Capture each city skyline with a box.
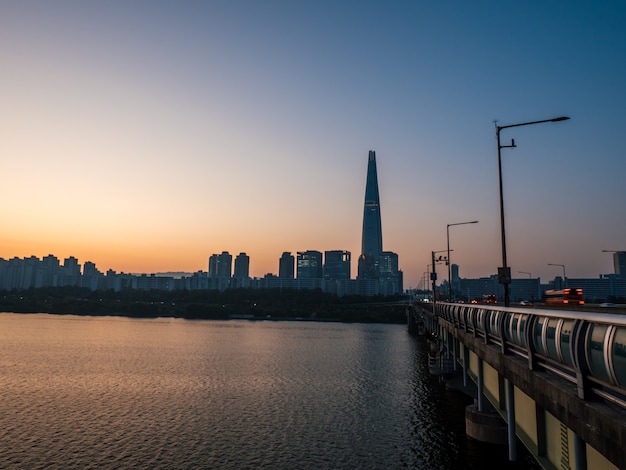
[1,249,623,284]
[2,2,625,287]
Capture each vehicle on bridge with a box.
[544,287,584,306]
[482,294,497,304]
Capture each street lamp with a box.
[496,116,570,307]
[425,264,432,300]
[447,220,479,302]
[548,263,566,288]
[431,249,452,309]
[422,271,430,294]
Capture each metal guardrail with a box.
[430,302,626,409]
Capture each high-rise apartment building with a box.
[41,254,60,287]
[208,254,219,278]
[233,252,250,288]
[234,253,250,279]
[208,251,233,291]
[208,251,232,279]
[279,252,295,279]
[83,261,103,290]
[324,250,351,281]
[62,256,81,287]
[297,250,323,279]
[218,252,232,278]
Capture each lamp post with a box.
[424,264,430,302]
[519,271,532,303]
[496,116,570,307]
[447,220,479,302]
[548,263,566,288]
[431,249,451,310]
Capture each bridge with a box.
[409,302,626,470]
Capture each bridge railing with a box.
[433,302,626,410]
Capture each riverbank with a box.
[0,286,409,324]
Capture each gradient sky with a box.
[1,1,625,288]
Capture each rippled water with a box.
[0,313,539,469]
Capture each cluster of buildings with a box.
[429,251,626,303]
[0,151,403,297]
[204,247,401,296]
[0,249,399,296]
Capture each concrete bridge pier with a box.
[464,356,510,448]
[433,330,512,450]
[407,307,426,336]
[407,307,418,335]
[465,402,508,445]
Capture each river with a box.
[0,313,540,469]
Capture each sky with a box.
[1,1,625,288]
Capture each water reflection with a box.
[0,314,539,469]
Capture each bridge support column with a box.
[462,345,469,387]
[573,433,587,470]
[477,358,484,412]
[407,308,417,334]
[506,380,517,461]
[452,336,457,371]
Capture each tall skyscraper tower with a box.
[361,150,383,257]
[358,151,383,280]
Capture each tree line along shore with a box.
[0,287,409,324]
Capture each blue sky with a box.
[1,1,625,287]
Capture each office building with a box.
[297,250,323,279]
[324,250,351,281]
[379,251,402,295]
